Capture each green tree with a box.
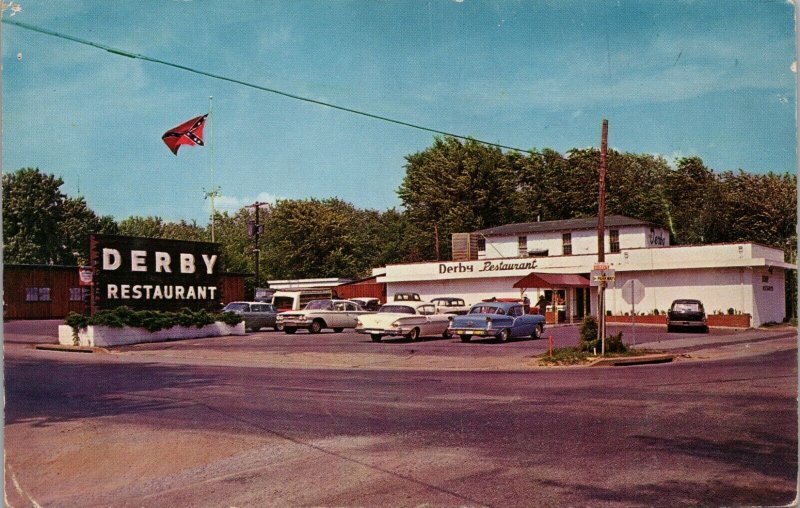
[118,216,166,238]
[398,137,516,260]
[3,168,117,264]
[260,198,382,280]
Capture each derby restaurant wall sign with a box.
[89,234,222,312]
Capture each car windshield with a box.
[673,302,702,312]
[223,303,248,312]
[305,300,334,310]
[469,305,505,315]
[378,305,416,314]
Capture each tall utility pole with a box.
[247,202,267,290]
[598,119,609,355]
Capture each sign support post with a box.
[597,119,609,355]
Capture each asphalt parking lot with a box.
[4,320,797,506]
[6,318,795,370]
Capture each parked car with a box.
[222,301,279,332]
[430,297,470,315]
[393,292,421,302]
[449,301,545,342]
[271,289,334,312]
[667,299,708,333]
[277,299,368,334]
[350,297,381,311]
[356,301,451,342]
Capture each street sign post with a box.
[621,279,645,346]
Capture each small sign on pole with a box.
[590,269,616,286]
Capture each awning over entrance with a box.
[513,272,590,289]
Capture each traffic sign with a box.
[590,269,615,286]
[593,262,610,271]
[621,279,645,305]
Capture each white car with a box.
[356,301,452,342]
[430,297,470,315]
[277,299,368,334]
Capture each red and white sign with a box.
[78,266,93,286]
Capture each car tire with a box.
[701,325,709,333]
[309,320,323,334]
[407,327,420,341]
[442,329,452,339]
[285,327,297,334]
[667,324,675,333]
[275,323,284,331]
[498,328,510,342]
[370,333,382,342]
[532,324,543,340]
[460,334,472,343]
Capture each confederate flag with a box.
[162,114,208,155]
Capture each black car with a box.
[667,299,708,333]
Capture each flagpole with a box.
[207,95,218,242]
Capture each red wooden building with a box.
[334,274,387,303]
[4,264,249,320]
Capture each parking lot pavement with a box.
[6,319,796,371]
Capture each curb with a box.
[35,344,96,354]
[589,353,675,367]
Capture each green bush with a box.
[579,315,599,353]
[579,315,598,342]
[65,306,243,334]
[578,316,627,354]
[605,332,627,353]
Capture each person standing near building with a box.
[537,295,549,316]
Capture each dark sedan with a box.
[667,299,709,333]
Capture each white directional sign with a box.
[621,279,645,305]
[590,269,615,286]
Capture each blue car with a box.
[449,301,545,343]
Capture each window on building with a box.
[25,287,51,302]
[69,287,88,302]
[518,236,527,257]
[477,238,486,251]
[562,233,572,255]
[610,229,620,253]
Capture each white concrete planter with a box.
[58,321,245,347]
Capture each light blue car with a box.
[449,301,545,343]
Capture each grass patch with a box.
[537,347,665,366]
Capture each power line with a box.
[3,18,537,155]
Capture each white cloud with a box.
[213,192,282,213]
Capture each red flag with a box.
[162,114,208,155]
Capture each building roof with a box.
[473,215,656,237]
[513,272,591,289]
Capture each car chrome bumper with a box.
[356,327,404,336]
[278,318,311,327]
[449,328,492,336]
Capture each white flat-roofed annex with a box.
[377,243,793,283]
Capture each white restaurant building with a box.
[375,215,793,327]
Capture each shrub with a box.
[579,315,599,353]
[605,332,627,353]
[653,309,660,315]
[65,306,243,334]
[727,308,735,315]
[579,315,598,342]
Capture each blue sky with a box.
[3,1,796,224]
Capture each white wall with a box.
[751,267,786,325]
[389,277,525,307]
[479,225,671,259]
